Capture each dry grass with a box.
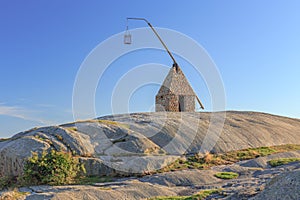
[0,189,30,199]
[66,127,78,132]
[97,120,130,129]
[55,134,63,141]
[203,152,213,163]
[157,144,300,173]
[0,138,10,142]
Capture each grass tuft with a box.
[67,127,78,132]
[214,172,239,179]
[98,120,130,129]
[158,144,300,174]
[268,158,300,167]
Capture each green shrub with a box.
[23,150,85,185]
[0,175,17,190]
[214,172,239,179]
[268,158,300,167]
[254,146,276,156]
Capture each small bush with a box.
[254,147,276,156]
[23,150,85,185]
[0,176,18,190]
[268,158,300,167]
[214,172,239,179]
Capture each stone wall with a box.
[156,94,195,112]
[179,95,195,112]
[155,66,197,112]
[156,94,179,112]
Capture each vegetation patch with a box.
[272,144,300,152]
[23,150,86,185]
[220,146,276,162]
[214,172,239,179]
[0,138,10,142]
[156,157,204,173]
[62,119,130,130]
[55,134,63,141]
[0,175,18,190]
[149,189,220,200]
[34,135,53,145]
[1,152,115,189]
[76,176,112,185]
[158,144,300,173]
[98,120,130,129]
[268,158,300,167]
[66,127,78,132]
[0,189,30,199]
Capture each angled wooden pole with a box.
[127,17,178,67]
[196,96,205,110]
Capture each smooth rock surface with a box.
[1,155,299,200]
[252,168,300,200]
[1,111,300,177]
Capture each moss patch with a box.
[221,146,276,162]
[214,172,239,179]
[157,144,300,173]
[268,158,300,167]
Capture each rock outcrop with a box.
[252,168,300,200]
[1,111,300,177]
[1,153,299,200]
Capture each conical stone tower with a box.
[155,65,203,112]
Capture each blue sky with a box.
[1,1,300,137]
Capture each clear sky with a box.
[1,1,300,137]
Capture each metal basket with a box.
[124,31,131,44]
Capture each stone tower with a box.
[155,65,204,112]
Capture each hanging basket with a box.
[124,30,132,44]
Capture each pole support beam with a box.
[127,18,178,66]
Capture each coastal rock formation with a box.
[1,153,299,199]
[1,111,300,177]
